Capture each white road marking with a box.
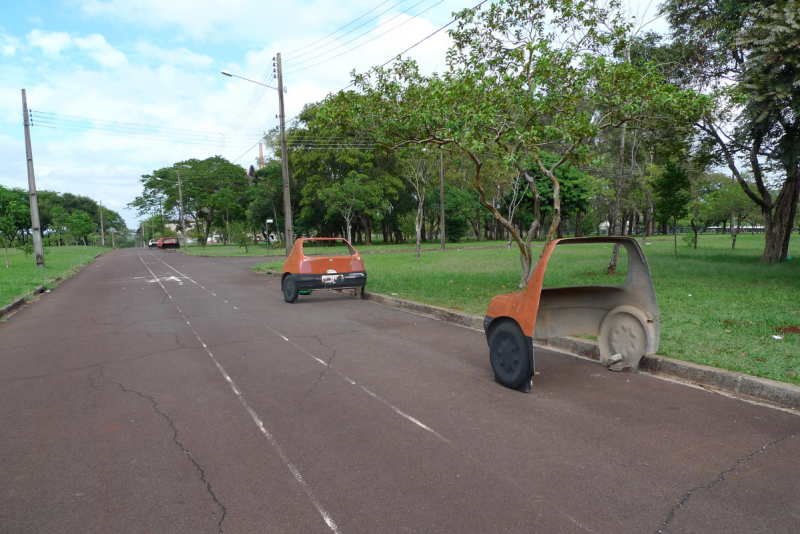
[275,330,450,444]
[148,255,449,441]
[137,254,341,534]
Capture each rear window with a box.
[301,239,356,257]
[541,242,628,288]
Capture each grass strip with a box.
[0,246,105,311]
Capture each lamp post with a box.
[222,57,294,257]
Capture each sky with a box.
[0,0,667,231]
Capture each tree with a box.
[67,210,95,246]
[653,163,691,257]
[400,148,439,260]
[288,104,402,243]
[324,0,705,287]
[0,186,30,267]
[131,157,248,247]
[247,162,284,243]
[317,171,379,244]
[661,0,800,262]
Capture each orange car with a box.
[484,237,660,392]
[157,237,180,250]
[281,238,367,303]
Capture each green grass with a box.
[0,246,106,310]
[184,237,508,257]
[254,233,800,385]
[182,242,283,256]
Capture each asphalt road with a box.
[1,248,799,534]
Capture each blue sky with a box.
[0,0,665,230]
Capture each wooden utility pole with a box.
[21,89,45,268]
[276,53,294,256]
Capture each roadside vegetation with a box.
[0,246,106,311]
[254,234,800,386]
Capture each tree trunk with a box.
[673,217,678,258]
[414,195,424,261]
[760,166,799,262]
[361,215,373,246]
[779,165,799,261]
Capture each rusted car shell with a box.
[484,237,660,390]
[281,238,367,303]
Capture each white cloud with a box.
[3,1,465,228]
[134,42,213,68]
[78,0,458,44]
[1,34,19,57]
[75,34,128,68]
[27,29,72,55]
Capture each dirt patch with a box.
[775,326,800,335]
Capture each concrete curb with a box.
[0,284,51,320]
[262,270,800,411]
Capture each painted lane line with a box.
[152,255,242,311]
[152,254,449,445]
[357,385,449,442]
[274,331,450,444]
[137,255,341,534]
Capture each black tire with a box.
[282,275,299,303]
[489,321,532,390]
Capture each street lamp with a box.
[221,55,294,257]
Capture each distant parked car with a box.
[148,239,157,249]
[157,237,180,250]
[281,238,367,303]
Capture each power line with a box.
[232,140,262,164]
[285,0,444,76]
[285,0,403,59]
[284,0,412,65]
[29,110,259,148]
[236,1,489,163]
[32,123,255,148]
[223,70,278,145]
[284,0,487,126]
[30,110,259,139]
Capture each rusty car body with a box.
[484,237,660,392]
[281,238,367,303]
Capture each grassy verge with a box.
[183,237,508,257]
[254,233,800,385]
[0,246,106,310]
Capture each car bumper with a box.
[292,271,367,291]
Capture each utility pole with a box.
[276,53,294,257]
[440,146,445,250]
[100,199,105,247]
[177,170,187,252]
[220,64,293,255]
[21,89,45,268]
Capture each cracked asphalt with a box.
[1,247,799,533]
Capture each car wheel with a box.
[489,321,532,390]
[598,305,651,370]
[282,275,299,303]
